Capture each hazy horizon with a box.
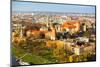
[12,1,95,14]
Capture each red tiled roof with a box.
[61,21,79,29]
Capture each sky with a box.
[12,1,96,13]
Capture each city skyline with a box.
[11,1,96,66]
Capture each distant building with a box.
[74,45,84,55]
[74,46,80,55]
[55,24,62,32]
[77,37,89,42]
[61,20,80,33]
[26,22,56,40]
[40,26,48,31]
[81,23,87,32]
[45,28,56,40]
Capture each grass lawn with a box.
[22,54,52,64]
[12,46,52,64]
